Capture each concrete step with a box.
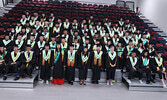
[122,74,167,92]
[0,71,38,89]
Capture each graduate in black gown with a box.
[40,43,53,84]
[78,45,91,85]
[152,51,167,88]
[0,44,8,77]
[4,44,21,80]
[105,45,118,85]
[2,33,13,52]
[52,42,65,85]
[20,44,36,78]
[64,44,77,85]
[91,44,104,84]
[126,50,143,84]
[139,50,155,84]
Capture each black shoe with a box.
[92,81,95,84]
[14,76,20,81]
[146,80,150,84]
[96,81,99,84]
[151,79,155,83]
[3,76,7,80]
[68,81,71,84]
[71,82,73,85]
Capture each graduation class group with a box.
[0,9,167,88]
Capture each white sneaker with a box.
[127,79,132,84]
[139,80,143,84]
[110,83,113,85]
[40,80,45,84]
[107,82,110,85]
[46,80,49,84]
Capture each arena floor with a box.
[0,82,167,100]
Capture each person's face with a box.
[22,29,26,33]
[64,30,68,34]
[0,47,4,51]
[139,43,142,47]
[27,47,31,51]
[51,13,54,17]
[61,39,65,43]
[17,23,21,26]
[30,36,34,40]
[70,46,74,51]
[65,19,69,22]
[129,42,132,46]
[85,40,89,44]
[56,24,59,27]
[84,33,87,36]
[149,45,152,48]
[36,21,39,25]
[118,43,121,47]
[45,46,49,51]
[84,48,88,52]
[110,46,114,51]
[97,46,100,51]
[14,47,18,51]
[57,44,61,49]
[125,33,129,36]
[143,35,146,39]
[33,29,36,33]
[5,36,9,40]
[132,53,136,57]
[114,34,118,38]
[40,36,44,41]
[31,17,34,20]
[106,33,109,37]
[22,15,26,19]
[51,37,55,41]
[157,53,161,57]
[144,52,148,57]
[18,35,22,40]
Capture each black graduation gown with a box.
[20,51,36,76]
[91,51,104,81]
[64,51,78,82]
[52,50,64,79]
[139,57,151,81]
[2,39,13,52]
[5,51,21,75]
[152,57,165,79]
[0,51,9,73]
[105,52,118,80]
[78,52,91,80]
[40,50,53,80]
[126,57,142,80]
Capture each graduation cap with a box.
[26,44,31,47]
[31,34,35,37]
[69,43,74,47]
[56,41,61,44]
[97,44,101,47]
[5,33,10,36]
[31,26,36,30]
[85,37,90,40]
[74,36,78,40]
[26,20,29,23]
[51,34,56,38]
[143,49,148,53]
[61,36,66,39]
[83,45,88,49]
[156,50,163,54]
[138,40,142,43]
[18,33,23,36]
[44,27,48,30]
[40,34,44,37]
[109,44,114,48]
[129,39,132,42]
[13,44,18,47]
[45,43,50,47]
[22,26,26,29]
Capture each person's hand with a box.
[126,56,129,58]
[26,60,30,63]
[146,66,149,68]
[132,66,136,71]
[157,67,160,71]
[64,65,66,68]
[163,68,166,72]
